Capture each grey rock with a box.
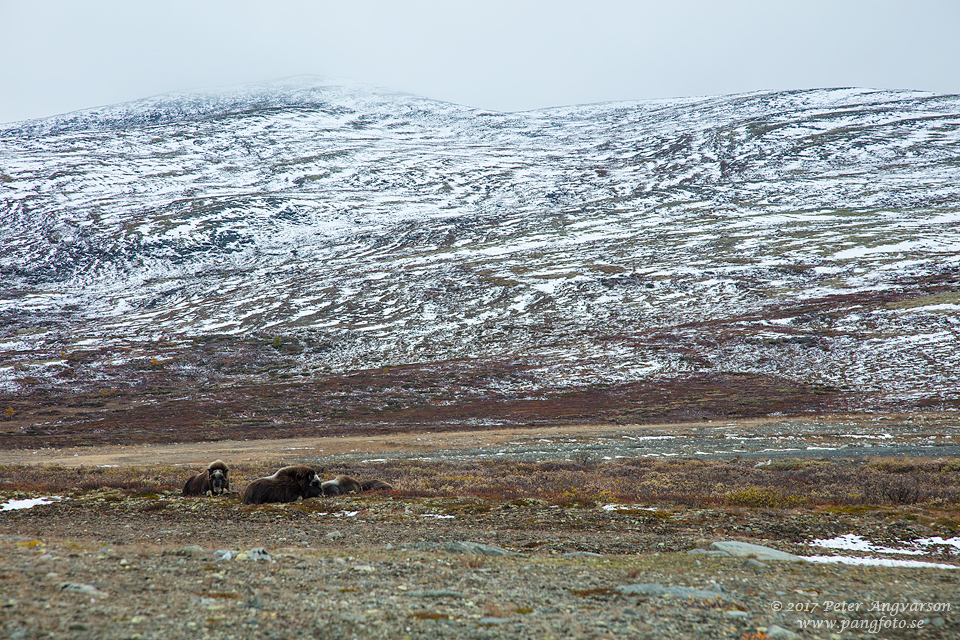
[766,624,801,639]
[59,583,108,598]
[406,589,465,599]
[478,617,511,625]
[0,534,33,543]
[723,610,749,618]
[742,558,769,571]
[687,549,730,556]
[338,612,366,623]
[710,541,802,561]
[240,547,272,562]
[563,551,604,557]
[413,541,513,556]
[350,564,375,573]
[176,545,204,557]
[614,583,736,601]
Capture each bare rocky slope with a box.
[2,78,959,443]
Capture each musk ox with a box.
[321,474,394,496]
[242,465,322,505]
[182,460,230,496]
[360,479,394,492]
[321,474,362,496]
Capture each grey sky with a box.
[2,0,959,124]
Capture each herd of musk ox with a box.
[181,460,393,504]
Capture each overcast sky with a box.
[2,0,959,124]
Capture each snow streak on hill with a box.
[2,77,959,412]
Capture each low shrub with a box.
[724,488,806,509]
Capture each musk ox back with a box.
[182,460,230,496]
[242,465,322,505]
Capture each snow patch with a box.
[1,496,65,511]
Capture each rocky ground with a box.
[2,416,960,639]
[0,532,956,640]
[1,492,958,640]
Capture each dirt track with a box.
[0,422,677,467]
[3,412,959,469]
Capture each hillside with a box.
[1,77,959,446]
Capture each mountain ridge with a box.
[1,78,959,444]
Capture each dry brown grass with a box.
[2,456,959,509]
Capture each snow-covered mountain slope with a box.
[2,77,959,423]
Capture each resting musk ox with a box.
[182,460,230,496]
[360,478,394,492]
[321,474,393,496]
[242,465,322,505]
[321,474,361,496]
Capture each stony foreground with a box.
[2,487,959,640]
[2,534,958,640]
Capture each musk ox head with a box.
[242,465,322,505]
[207,461,229,495]
[182,460,230,497]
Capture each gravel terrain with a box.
[2,500,958,640]
[3,414,960,639]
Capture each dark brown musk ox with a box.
[182,460,230,496]
[321,474,394,496]
[242,465,323,505]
